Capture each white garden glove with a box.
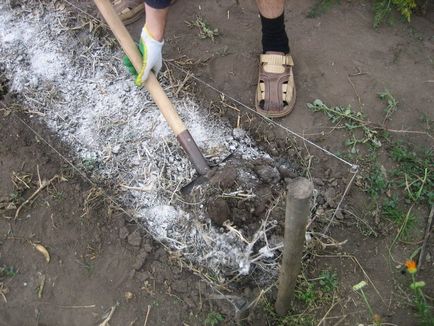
[135,26,164,86]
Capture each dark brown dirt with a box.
[1,0,433,325]
[0,114,232,325]
[189,156,289,230]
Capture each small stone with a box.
[127,230,142,247]
[112,145,121,154]
[233,128,247,140]
[335,209,344,220]
[143,242,153,253]
[254,165,280,184]
[207,198,231,226]
[316,194,326,205]
[124,291,134,301]
[29,76,39,88]
[270,147,279,156]
[324,188,337,208]
[313,178,325,187]
[132,250,148,270]
[278,165,293,179]
[119,226,129,240]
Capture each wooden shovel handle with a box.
[93,0,185,135]
[93,0,210,175]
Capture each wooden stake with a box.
[275,177,313,316]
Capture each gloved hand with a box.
[123,26,164,86]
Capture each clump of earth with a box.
[185,154,300,236]
[0,64,10,100]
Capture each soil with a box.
[193,156,289,228]
[0,114,234,325]
[1,0,433,325]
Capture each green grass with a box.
[420,113,433,132]
[185,17,219,41]
[81,158,98,172]
[0,265,17,279]
[308,92,432,326]
[204,311,224,326]
[295,281,316,305]
[373,0,417,28]
[382,197,416,238]
[366,161,389,200]
[9,190,24,205]
[261,271,339,325]
[389,142,433,205]
[378,89,398,122]
[307,99,382,153]
[262,297,315,326]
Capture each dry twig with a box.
[144,305,151,326]
[99,303,118,326]
[0,283,8,303]
[15,169,59,219]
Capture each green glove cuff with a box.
[122,41,145,82]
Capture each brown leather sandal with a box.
[112,0,145,25]
[255,52,296,118]
[106,0,177,25]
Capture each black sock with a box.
[260,12,290,54]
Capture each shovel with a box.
[93,0,209,176]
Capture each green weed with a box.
[0,265,17,279]
[9,190,24,205]
[307,0,340,18]
[81,158,98,172]
[373,0,417,28]
[261,297,315,326]
[185,17,219,41]
[378,89,398,123]
[295,281,316,305]
[389,142,433,205]
[204,311,224,326]
[307,99,381,153]
[366,162,389,200]
[419,113,433,132]
[382,197,415,238]
[318,270,338,293]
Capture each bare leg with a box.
[256,0,285,19]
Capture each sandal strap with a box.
[260,53,294,66]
